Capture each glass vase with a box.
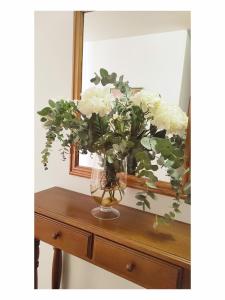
[90,154,127,220]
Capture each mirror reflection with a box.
[79,11,191,182]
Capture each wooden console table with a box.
[34,187,190,289]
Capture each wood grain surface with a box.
[35,187,190,268]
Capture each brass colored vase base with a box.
[91,206,120,220]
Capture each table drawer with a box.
[93,237,183,289]
[35,214,93,259]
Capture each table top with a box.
[35,187,190,268]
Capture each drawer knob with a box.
[126,263,135,272]
[52,232,61,239]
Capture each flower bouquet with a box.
[38,68,190,225]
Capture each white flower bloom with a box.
[152,102,188,135]
[130,90,161,114]
[113,113,119,120]
[78,87,114,118]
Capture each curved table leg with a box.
[52,247,62,289]
[34,239,40,289]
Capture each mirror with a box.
[70,11,191,197]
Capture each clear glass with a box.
[90,154,127,220]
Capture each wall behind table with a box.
[35,11,190,289]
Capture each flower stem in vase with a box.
[90,156,127,220]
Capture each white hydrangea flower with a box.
[112,112,119,120]
[78,87,114,118]
[130,90,161,114]
[152,102,188,135]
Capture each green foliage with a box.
[90,73,100,85]
[37,99,84,166]
[38,107,52,116]
[91,68,130,96]
[135,192,151,211]
[141,137,152,150]
[100,68,108,77]
[48,99,55,108]
[38,67,190,228]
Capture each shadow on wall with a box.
[61,253,70,288]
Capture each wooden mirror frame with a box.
[69,11,190,198]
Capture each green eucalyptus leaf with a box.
[139,169,155,179]
[173,148,184,157]
[167,168,174,176]
[95,76,101,85]
[119,75,124,82]
[146,181,157,189]
[150,165,158,171]
[141,137,151,150]
[172,202,180,209]
[148,171,158,182]
[169,211,175,218]
[135,151,149,162]
[147,191,156,199]
[164,160,174,168]
[90,73,100,85]
[100,68,108,77]
[171,159,184,169]
[135,194,146,201]
[154,138,174,157]
[143,160,151,170]
[164,213,172,223]
[157,156,164,165]
[154,129,166,138]
[143,197,150,209]
[109,72,117,83]
[150,124,157,135]
[149,138,157,152]
[101,77,108,86]
[171,166,185,180]
[48,99,55,108]
[157,216,166,224]
[135,192,145,196]
[38,107,52,116]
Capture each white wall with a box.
[83,11,191,41]
[82,30,188,105]
[179,31,191,113]
[35,11,190,289]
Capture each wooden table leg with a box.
[52,247,62,289]
[34,239,40,289]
